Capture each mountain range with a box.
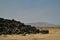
[25,22,60,27]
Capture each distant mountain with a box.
[26,22,60,27]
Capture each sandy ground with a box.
[0,27,60,40]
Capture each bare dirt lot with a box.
[0,27,60,40]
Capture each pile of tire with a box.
[0,18,41,35]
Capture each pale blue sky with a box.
[0,0,60,25]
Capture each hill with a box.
[26,22,60,27]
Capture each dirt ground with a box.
[0,27,60,40]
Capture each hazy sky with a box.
[0,0,60,25]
